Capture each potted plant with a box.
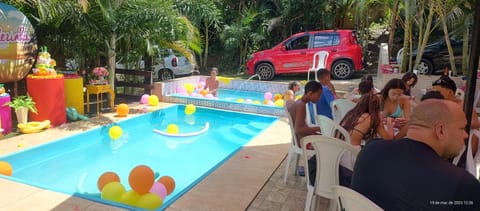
[6,95,38,124]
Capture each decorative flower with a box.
[93,67,109,77]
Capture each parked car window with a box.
[313,34,340,48]
[286,35,309,50]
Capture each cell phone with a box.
[298,166,305,176]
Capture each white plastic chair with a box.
[330,99,356,124]
[307,51,329,81]
[283,107,303,183]
[455,89,465,100]
[301,135,360,211]
[332,185,384,211]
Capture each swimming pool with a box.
[0,105,277,210]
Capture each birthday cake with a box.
[29,46,62,79]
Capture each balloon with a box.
[140,94,150,104]
[184,83,195,94]
[128,165,155,195]
[185,104,196,115]
[97,171,120,191]
[116,103,129,117]
[274,93,283,101]
[199,89,208,96]
[264,92,273,100]
[149,182,167,200]
[166,124,179,134]
[157,176,175,195]
[274,99,285,107]
[109,126,123,140]
[121,190,141,206]
[101,182,126,202]
[148,95,159,106]
[236,98,245,103]
[205,94,214,99]
[0,161,13,176]
[136,193,163,210]
[253,100,261,105]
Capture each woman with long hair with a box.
[379,78,411,138]
[339,93,394,146]
[401,72,418,96]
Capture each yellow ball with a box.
[0,161,13,176]
[236,98,245,103]
[185,104,196,115]
[148,95,159,106]
[166,124,179,134]
[101,182,126,202]
[136,193,163,210]
[274,99,285,107]
[121,190,141,207]
[184,83,195,94]
[109,126,123,140]
[253,100,261,105]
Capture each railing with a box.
[114,69,153,99]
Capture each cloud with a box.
[7,10,24,20]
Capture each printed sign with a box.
[0,3,37,82]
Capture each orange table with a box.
[86,84,115,113]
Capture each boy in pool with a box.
[204,67,220,97]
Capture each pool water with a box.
[0,105,277,210]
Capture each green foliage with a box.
[6,95,38,114]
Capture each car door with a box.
[273,34,310,73]
[305,32,337,70]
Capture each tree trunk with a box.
[413,1,435,70]
[462,16,471,75]
[202,23,209,72]
[440,16,457,75]
[108,34,117,89]
[401,0,413,73]
[387,0,400,59]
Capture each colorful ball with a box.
[199,89,208,96]
[274,99,285,107]
[109,126,123,140]
[116,103,129,117]
[148,95,159,106]
[184,83,195,94]
[101,182,126,202]
[264,92,273,100]
[97,171,120,191]
[0,161,13,176]
[157,176,175,195]
[128,165,155,195]
[166,124,179,134]
[236,98,245,103]
[253,100,261,104]
[121,190,141,206]
[185,104,196,115]
[140,94,150,104]
[149,182,167,200]
[136,193,163,210]
[274,93,283,101]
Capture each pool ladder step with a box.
[247,122,269,131]
[231,124,257,137]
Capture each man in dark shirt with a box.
[351,99,480,211]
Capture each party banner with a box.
[0,3,37,82]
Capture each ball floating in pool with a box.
[264,92,273,100]
[109,126,123,140]
[116,103,129,117]
[128,165,155,195]
[150,181,167,200]
[158,175,176,195]
[98,171,121,191]
[0,161,13,176]
[185,104,196,115]
[140,94,150,104]
[120,190,141,206]
[136,193,163,210]
[166,124,179,134]
[236,98,245,103]
[148,95,159,106]
[274,99,285,107]
[253,100,261,105]
[101,181,126,202]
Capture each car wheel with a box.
[416,58,434,75]
[331,60,354,80]
[255,63,275,81]
[159,69,174,81]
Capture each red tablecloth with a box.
[26,77,66,126]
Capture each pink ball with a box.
[264,92,273,100]
[149,182,167,200]
[140,94,150,104]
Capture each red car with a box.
[246,29,364,80]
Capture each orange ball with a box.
[97,171,120,191]
[129,165,155,195]
[157,176,175,195]
[0,161,13,176]
[116,103,129,117]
